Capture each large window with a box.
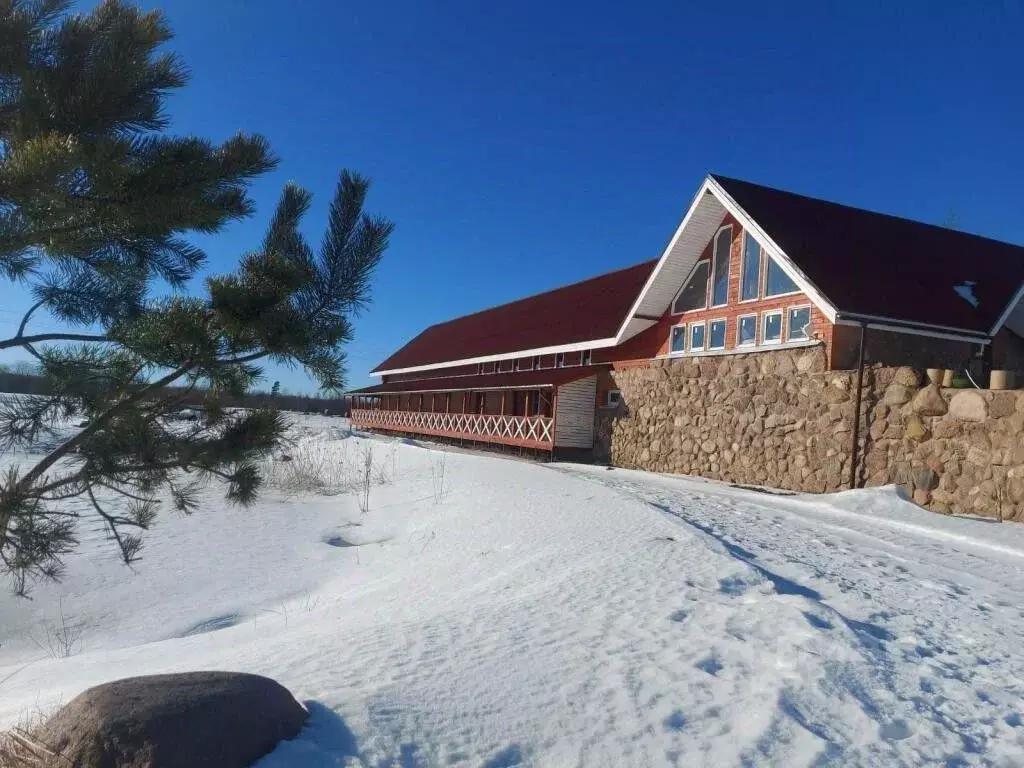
[765,255,798,296]
[711,227,731,306]
[741,233,762,301]
[737,314,757,346]
[762,311,783,344]
[670,325,686,353]
[671,260,710,314]
[690,322,706,351]
[788,306,812,341]
[708,319,726,349]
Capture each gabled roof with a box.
[371,260,656,375]
[710,175,1024,335]
[351,365,604,394]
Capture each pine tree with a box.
[271,381,281,398]
[0,0,392,594]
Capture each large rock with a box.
[910,385,948,417]
[39,672,307,768]
[948,391,988,422]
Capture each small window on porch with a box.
[606,389,621,407]
[556,353,565,368]
[481,361,496,374]
[532,355,541,369]
[671,260,710,314]
[582,349,592,366]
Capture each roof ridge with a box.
[710,174,1024,250]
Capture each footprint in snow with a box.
[663,710,687,731]
[880,719,912,741]
[696,657,723,676]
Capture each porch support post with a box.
[551,385,558,451]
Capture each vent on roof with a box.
[953,281,979,309]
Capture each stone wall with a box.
[597,346,1024,521]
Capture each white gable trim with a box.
[990,281,1024,337]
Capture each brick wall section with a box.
[597,347,1024,520]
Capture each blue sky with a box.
[2,1,1021,392]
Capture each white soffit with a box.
[616,180,726,340]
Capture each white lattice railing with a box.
[350,409,554,448]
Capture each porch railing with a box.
[350,409,554,450]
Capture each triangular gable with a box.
[613,175,838,345]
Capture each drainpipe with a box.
[848,323,867,490]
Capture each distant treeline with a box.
[0,370,350,415]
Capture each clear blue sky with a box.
[1,0,1021,392]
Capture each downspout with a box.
[848,323,867,490]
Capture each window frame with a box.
[710,225,732,308]
[761,310,783,345]
[786,304,813,342]
[669,324,687,355]
[532,355,541,370]
[555,352,565,368]
[763,254,802,299]
[581,349,592,366]
[481,361,496,374]
[736,313,758,347]
[606,389,621,408]
[739,232,763,303]
[670,259,712,315]
[689,321,707,352]
[707,317,727,350]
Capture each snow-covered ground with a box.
[1,416,1023,766]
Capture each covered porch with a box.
[349,368,601,452]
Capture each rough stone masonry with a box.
[596,346,1024,521]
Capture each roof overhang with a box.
[990,281,1024,338]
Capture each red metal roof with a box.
[713,175,1024,334]
[371,260,656,373]
[350,365,605,394]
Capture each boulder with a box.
[910,385,948,417]
[948,391,988,422]
[912,467,939,492]
[903,415,930,441]
[38,672,307,768]
[883,383,913,406]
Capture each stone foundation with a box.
[597,346,1024,521]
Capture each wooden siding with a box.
[554,376,598,449]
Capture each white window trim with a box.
[736,313,758,347]
[786,304,813,342]
[710,225,732,308]
[738,231,763,304]
[689,321,707,352]
[606,389,621,407]
[670,259,711,316]
[707,317,727,350]
[761,310,783,345]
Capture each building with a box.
[350,174,1024,456]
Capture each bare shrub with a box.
[30,599,83,659]
[358,445,373,514]
[430,449,450,504]
[263,439,352,495]
[0,705,59,767]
